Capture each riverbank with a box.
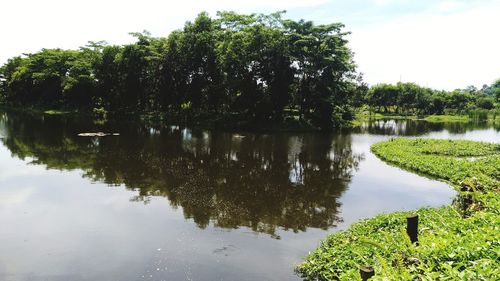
[355,110,498,124]
[0,105,78,116]
[297,138,499,280]
[1,105,497,133]
[0,106,320,132]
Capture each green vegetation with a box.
[0,11,363,130]
[423,115,470,122]
[355,110,416,120]
[42,109,74,115]
[0,12,498,130]
[364,82,499,118]
[0,104,77,116]
[355,112,497,126]
[355,102,499,124]
[298,138,499,280]
[423,113,498,123]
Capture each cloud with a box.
[1,0,499,90]
[433,1,465,13]
[0,0,329,64]
[371,0,400,6]
[349,3,500,90]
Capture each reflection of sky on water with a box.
[424,128,499,143]
[0,144,307,281]
[0,112,498,281]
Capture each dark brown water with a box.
[0,110,498,281]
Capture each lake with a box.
[0,110,498,281]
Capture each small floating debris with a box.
[233,134,246,139]
[77,132,120,137]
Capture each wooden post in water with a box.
[406,214,419,244]
[360,265,375,280]
[460,185,473,218]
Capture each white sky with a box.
[1,0,499,90]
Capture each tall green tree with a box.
[0,11,363,129]
[285,19,356,127]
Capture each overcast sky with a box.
[1,0,499,90]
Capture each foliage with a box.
[355,112,498,124]
[423,115,469,122]
[364,82,499,117]
[0,12,363,130]
[297,138,499,280]
[1,12,497,129]
[43,109,74,115]
[371,139,499,192]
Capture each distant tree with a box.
[492,78,500,102]
[476,95,494,110]
[366,84,398,112]
[445,91,472,113]
[362,82,499,115]
[465,85,477,94]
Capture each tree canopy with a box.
[364,82,498,115]
[1,11,497,129]
[0,11,362,129]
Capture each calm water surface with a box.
[0,111,498,281]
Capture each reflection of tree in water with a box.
[440,121,496,134]
[355,119,498,135]
[355,119,440,135]
[0,111,365,236]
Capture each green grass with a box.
[0,105,77,116]
[43,109,75,115]
[355,110,499,125]
[297,138,500,280]
[424,115,469,122]
[355,111,417,121]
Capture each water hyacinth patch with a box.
[297,138,499,280]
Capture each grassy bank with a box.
[355,110,499,124]
[354,111,417,123]
[0,105,77,116]
[423,115,469,122]
[297,138,499,280]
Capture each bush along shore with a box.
[297,138,500,280]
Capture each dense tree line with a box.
[364,81,499,115]
[0,12,363,129]
[1,11,497,129]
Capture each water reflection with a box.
[2,110,493,281]
[355,119,499,135]
[1,110,496,238]
[0,111,364,236]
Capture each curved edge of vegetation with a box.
[297,138,500,280]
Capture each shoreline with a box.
[1,105,496,133]
[297,138,499,280]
